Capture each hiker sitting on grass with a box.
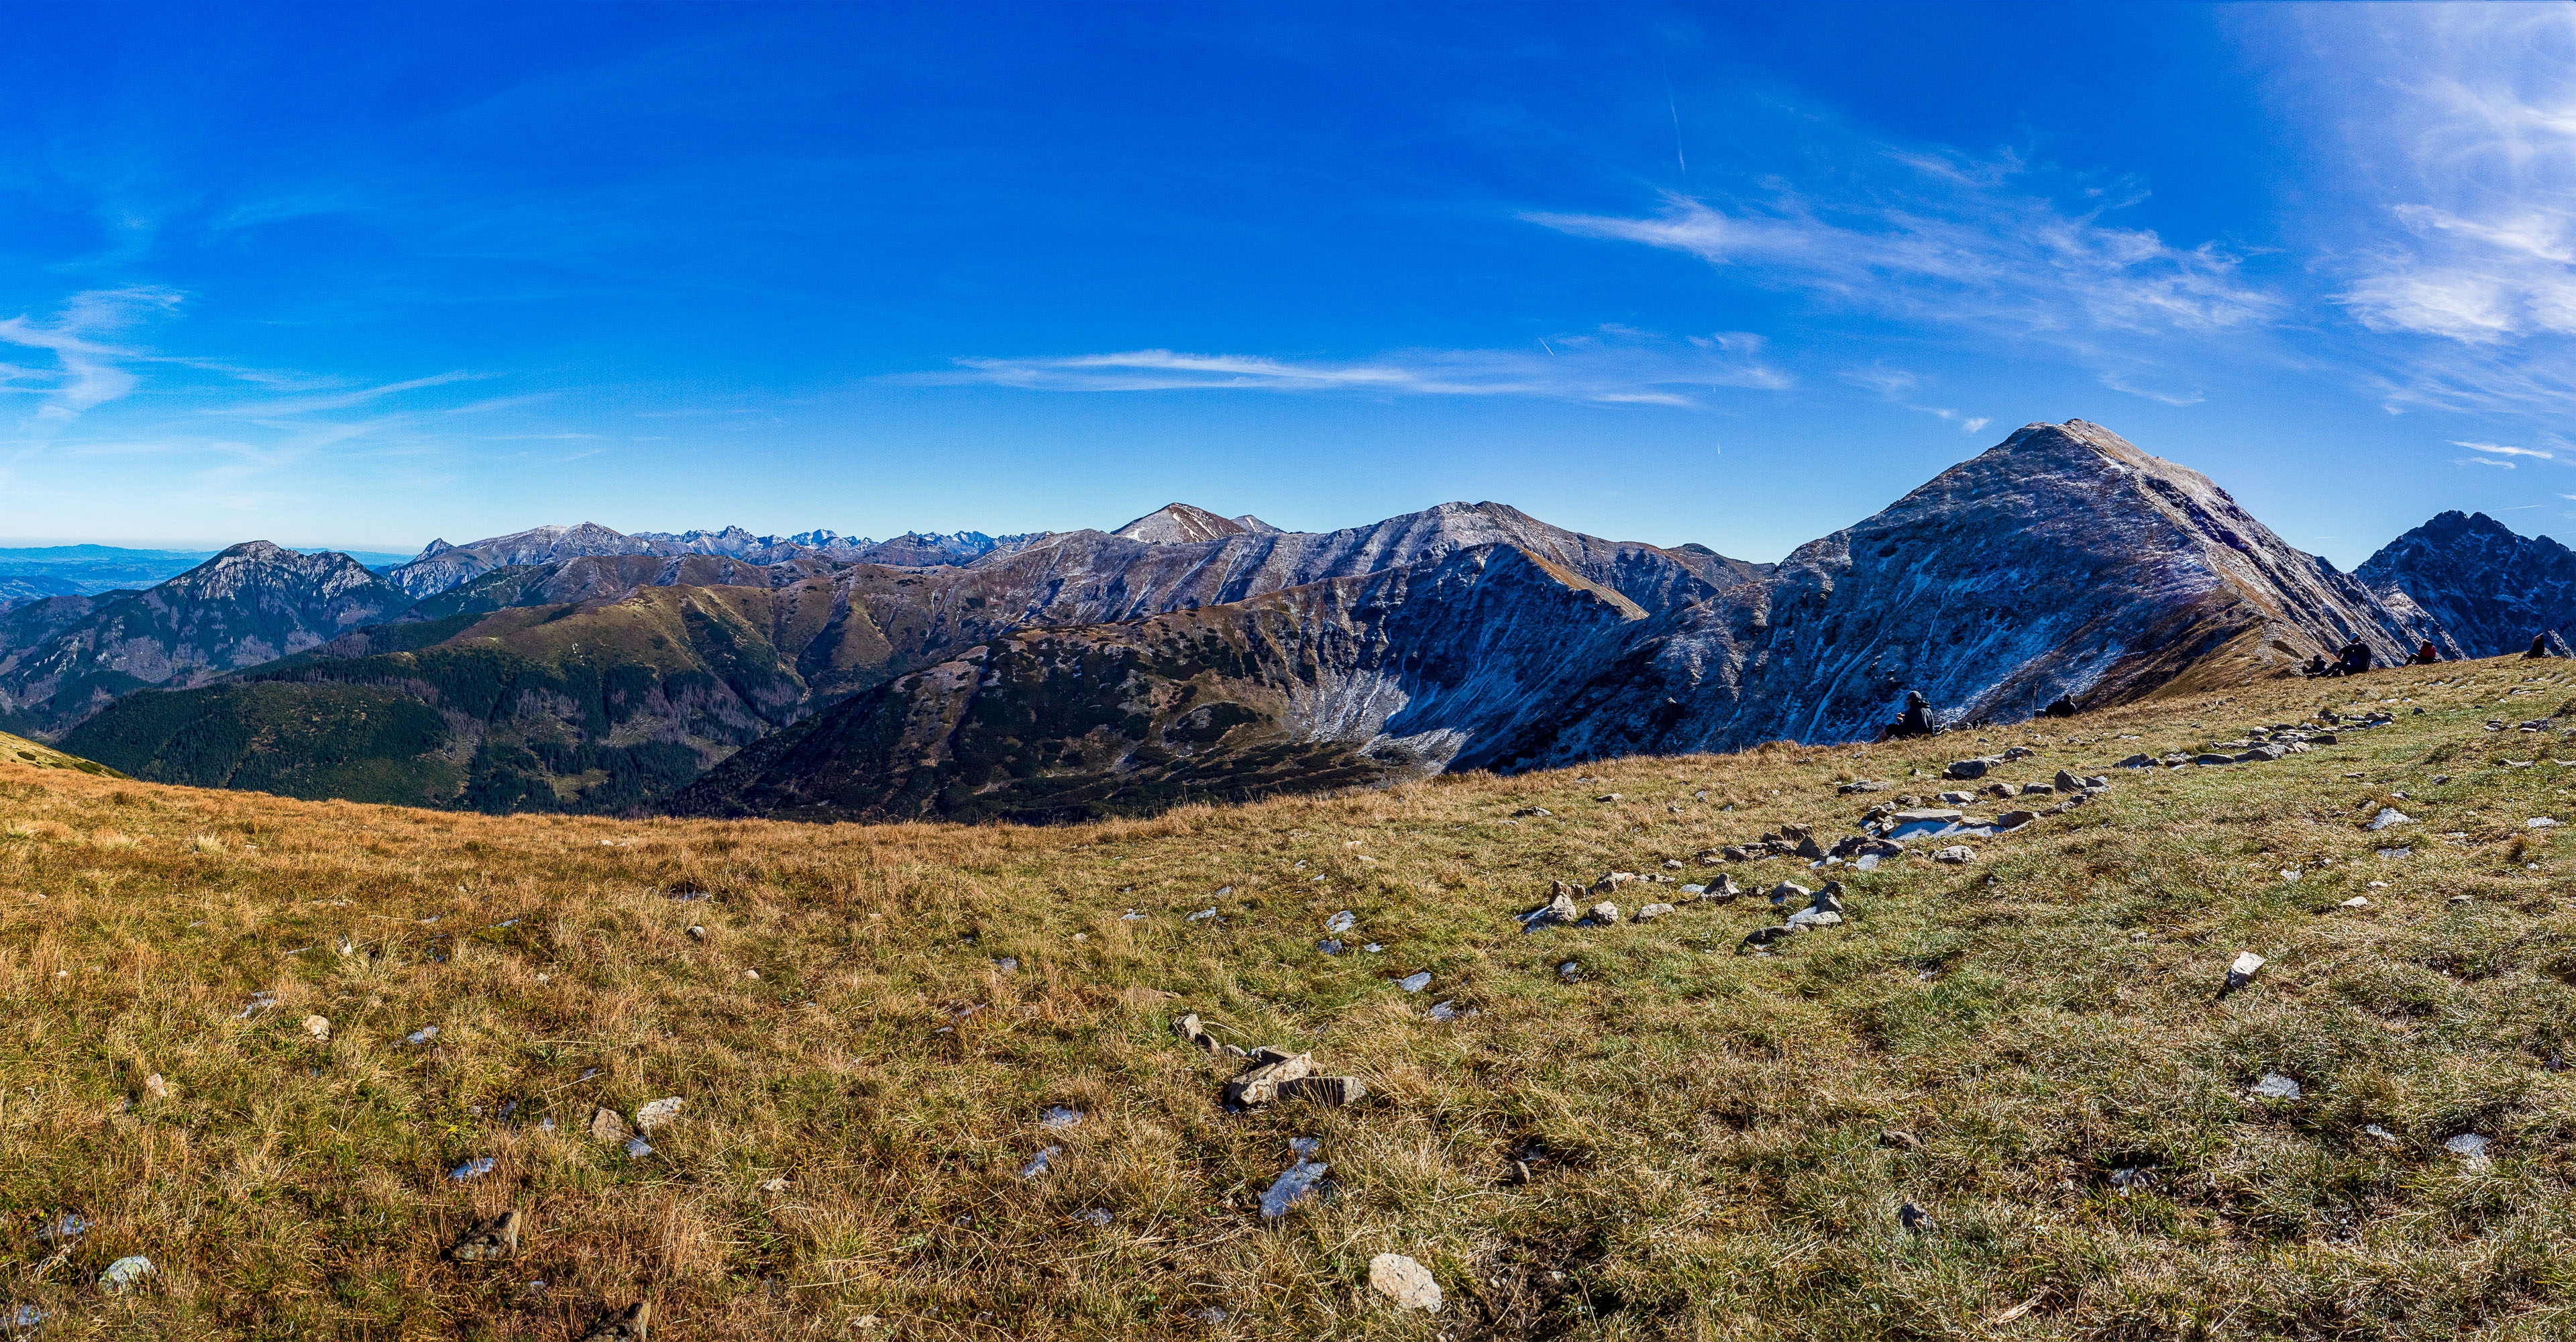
[2337,638,2373,676]
[1877,690,1937,741]
[2413,641,2441,665]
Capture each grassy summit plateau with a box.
[2,658,2574,1339]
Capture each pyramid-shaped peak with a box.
[1113,503,1265,544]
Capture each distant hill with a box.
[0,544,409,737]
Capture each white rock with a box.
[1931,845,1975,864]
[2445,1133,2493,1167]
[1633,902,1675,922]
[1259,1159,1328,1218]
[2367,809,2414,831]
[2340,896,2370,909]
[635,1096,686,1131]
[302,1015,331,1041]
[2249,1072,2302,1100]
[2528,817,2562,829]
[1587,901,1621,924]
[99,1255,154,1292]
[1395,972,1432,993]
[1368,1252,1443,1312]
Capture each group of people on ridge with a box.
[2303,631,2561,678]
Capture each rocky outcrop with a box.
[2356,511,2576,658]
[0,544,408,737]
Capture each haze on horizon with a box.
[5,1,2576,570]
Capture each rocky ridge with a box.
[679,422,2459,823]
[2357,510,2576,658]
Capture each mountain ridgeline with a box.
[21,419,2569,819]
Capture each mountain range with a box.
[12,418,2570,819]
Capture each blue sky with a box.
[4,3,2575,566]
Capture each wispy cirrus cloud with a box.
[2456,440,2553,460]
[1524,151,2275,407]
[2268,5,2576,415]
[1840,366,1989,433]
[916,330,1790,407]
[0,287,182,427]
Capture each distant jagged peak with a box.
[446,521,639,553]
[1112,503,1273,544]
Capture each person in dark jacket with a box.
[2528,633,2559,659]
[2302,652,2330,678]
[1880,690,1936,741]
[2043,692,2080,718]
[2338,638,2373,676]
[2413,641,2441,665]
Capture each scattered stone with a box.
[1259,1151,1330,1218]
[1368,1253,1442,1312]
[2449,893,2473,905]
[301,1015,330,1042]
[1595,793,1621,803]
[2445,1133,2493,1168]
[1020,1146,1061,1180]
[1937,790,1976,805]
[1327,911,1356,933]
[2194,754,2236,766]
[1520,884,1584,931]
[1172,1013,1227,1056]
[450,1210,523,1261]
[590,1108,634,1144]
[1511,807,1552,817]
[635,1097,684,1131]
[99,1255,154,1292]
[1944,758,1994,780]
[1838,780,1892,794]
[760,1176,791,1193]
[1633,902,1675,921]
[1395,972,1432,993]
[1186,908,1218,922]
[449,1156,497,1182]
[1586,902,1620,926]
[2222,950,2265,996]
[1930,845,1975,864]
[2529,817,2563,829]
[2109,1167,2155,1196]
[1737,926,1796,953]
[1898,1202,1929,1231]
[1994,810,2038,831]
[405,1025,439,1046]
[1318,938,1344,955]
[2117,754,2155,768]
[1278,1076,1368,1106]
[2377,847,2412,858]
[578,1301,652,1342]
[1428,1000,1458,1023]
[1226,1050,1315,1106]
[1557,960,1581,981]
[1077,1207,1114,1225]
[2363,1124,2400,1146]
[2003,745,2037,760]
[1766,880,1809,907]
[687,925,706,940]
[1878,1129,1922,1151]
[1041,1106,1084,1129]
[2367,809,2414,831]
[2249,1072,2302,1100]
[2341,896,2371,909]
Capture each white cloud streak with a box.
[0,288,181,425]
[2456,440,2553,459]
[920,331,1791,407]
[2277,5,2576,414]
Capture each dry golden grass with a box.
[3,658,2576,1339]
